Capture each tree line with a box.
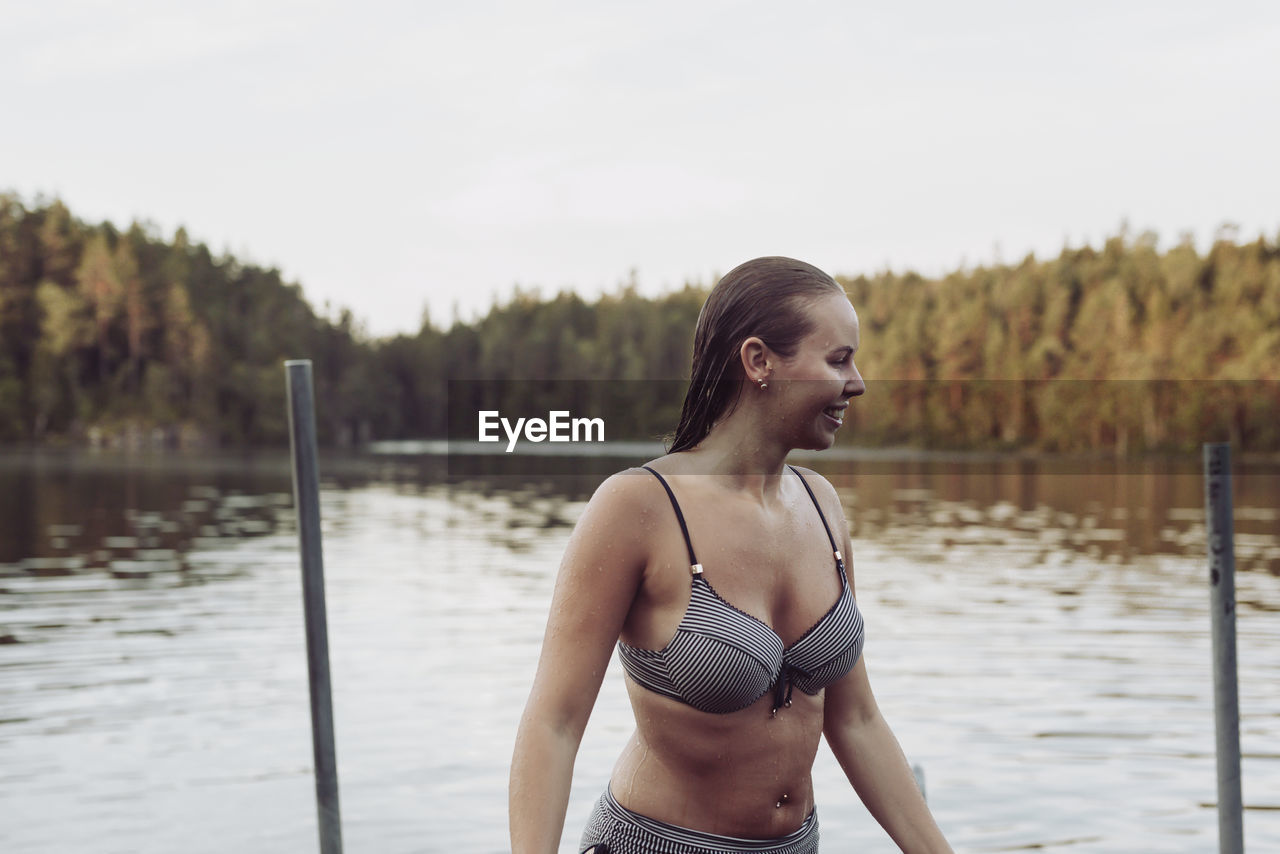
[1,193,1276,453]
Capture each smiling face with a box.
[770,292,865,450]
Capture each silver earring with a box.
[756,377,768,390]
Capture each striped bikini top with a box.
[618,466,865,715]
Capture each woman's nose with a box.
[848,365,866,397]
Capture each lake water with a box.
[1,448,1278,853]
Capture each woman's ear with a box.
[739,337,771,384]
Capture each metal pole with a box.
[286,360,344,854]
[1204,442,1243,854]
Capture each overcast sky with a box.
[4,1,1278,336]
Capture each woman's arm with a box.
[823,660,952,853]
[509,471,652,854]
[805,470,953,853]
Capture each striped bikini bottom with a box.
[579,788,820,854]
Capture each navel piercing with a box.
[775,793,790,808]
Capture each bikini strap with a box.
[640,466,703,575]
[789,465,843,566]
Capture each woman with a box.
[510,257,953,853]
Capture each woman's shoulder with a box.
[562,467,673,572]
[788,463,834,490]
[788,464,843,517]
[580,465,668,521]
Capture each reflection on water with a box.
[0,449,1277,853]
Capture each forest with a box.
[1,193,1277,454]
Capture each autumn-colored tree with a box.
[1,192,1276,452]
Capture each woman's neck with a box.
[676,410,792,499]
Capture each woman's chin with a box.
[797,432,838,452]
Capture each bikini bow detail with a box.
[771,664,798,716]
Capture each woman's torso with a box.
[608,464,862,838]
